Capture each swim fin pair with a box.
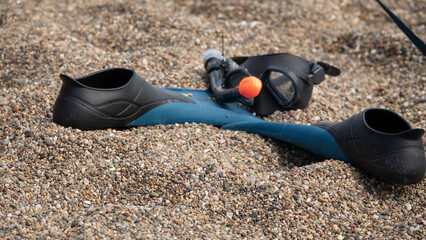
[53,67,426,184]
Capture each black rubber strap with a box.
[317,62,340,77]
[376,0,426,57]
[307,63,325,85]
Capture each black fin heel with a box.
[315,108,426,184]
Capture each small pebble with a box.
[45,172,54,178]
[250,210,259,218]
[0,97,9,105]
[149,192,160,198]
[2,137,10,145]
[71,221,79,228]
[44,138,55,146]
[405,203,412,211]
[2,178,12,184]
[17,175,27,181]
[12,104,20,112]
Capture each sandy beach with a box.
[0,0,425,239]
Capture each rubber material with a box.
[221,121,349,162]
[127,88,261,126]
[314,108,426,184]
[233,54,313,116]
[53,68,193,130]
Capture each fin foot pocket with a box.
[53,68,194,130]
[357,150,426,184]
[315,108,426,184]
[53,95,128,130]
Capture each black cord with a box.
[376,0,426,57]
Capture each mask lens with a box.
[268,71,295,104]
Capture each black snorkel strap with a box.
[376,0,426,57]
[317,62,341,77]
[307,63,325,85]
[305,61,341,85]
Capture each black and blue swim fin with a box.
[222,109,426,184]
[53,68,261,130]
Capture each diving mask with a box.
[232,53,340,116]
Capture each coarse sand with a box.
[0,0,425,239]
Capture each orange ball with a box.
[238,76,262,98]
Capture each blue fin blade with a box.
[165,88,255,115]
[127,102,262,126]
[222,121,349,162]
[127,88,262,126]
